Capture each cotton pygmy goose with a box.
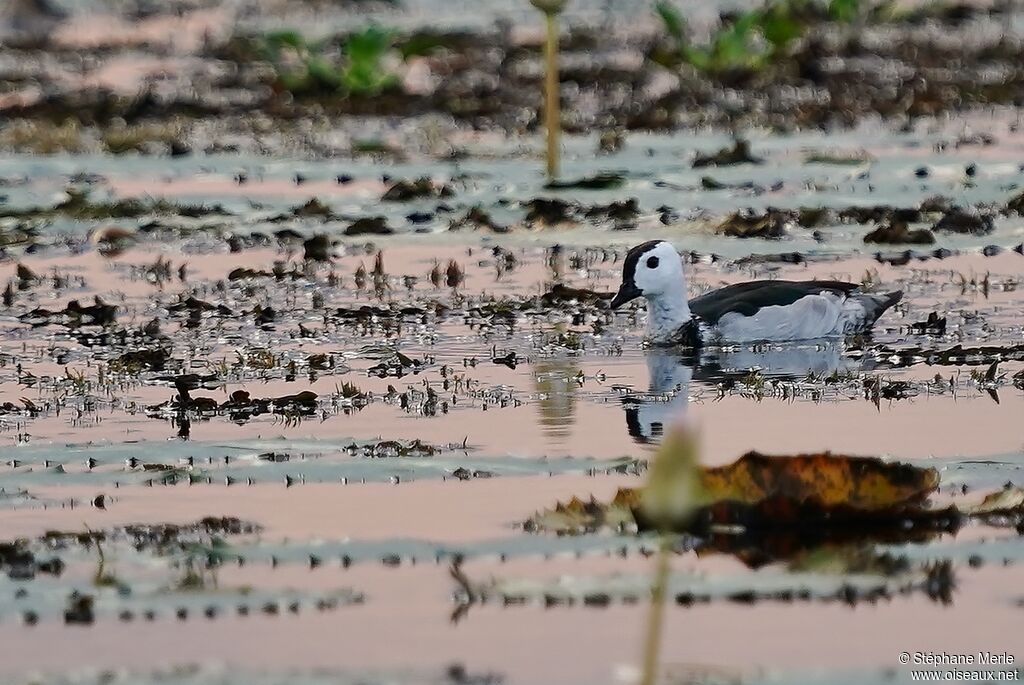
[611,241,902,346]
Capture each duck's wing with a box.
[689,280,859,325]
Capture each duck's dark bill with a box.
[610,282,642,309]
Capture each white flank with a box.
[715,292,850,343]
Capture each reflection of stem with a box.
[544,11,560,180]
[448,555,477,624]
[449,555,477,602]
[640,535,671,685]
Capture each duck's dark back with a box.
[689,280,859,324]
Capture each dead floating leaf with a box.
[965,487,1024,517]
[527,451,945,536]
[698,451,937,511]
[524,489,639,534]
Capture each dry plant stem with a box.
[544,11,561,180]
[639,534,671,685]
[85,524,106,585]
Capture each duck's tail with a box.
[859,290,903,325]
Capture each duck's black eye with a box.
[646,256,660,269]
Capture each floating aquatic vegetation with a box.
[716,209,791,239]
[345,216,393,235]
[869,342,1024,368]
[147,388,320,424]
[584,198,640,226]
[101,121,186,155]
[457,560,935,611]
[448,207,507,233]
[525,449,1024,544]
[344,438,443,458]
[0,437,643,489]
[932,208,994,235]
[544,172,625,191]
[0,120,85,154]
[527,451,946,534]
[523,198,574,226]
[907,312,947,336]
[523,489,640,535]
[381,177,454,202]
[303,234,337,261]
[367,351,427,378]
[18,296,118,328]
[864,220,935,245]
[0,516,363,626]
[108,348,171,374]
[0,188,231,222]
[804,150,873,165]
[224,524,653,572]
[539,283,613,307]
[289,197,336,220]
[24,665,502,685]
[693,140,763,168]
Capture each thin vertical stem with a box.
[639,535,671,685]
[544,11,560,180]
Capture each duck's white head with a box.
[611,241,686,307]
[611,241,691,339]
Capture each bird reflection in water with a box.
[623,342,867,445]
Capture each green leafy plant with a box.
[828,0,861,22]
[654,2,775,74]
[653,0,865,75]
[263,31,338,93]
[341,26,400,95]
[759,1,805,52]
[262,26,400,97]
[655,1,687,45]
[686,10,772,73]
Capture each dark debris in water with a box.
[42,516,260,552]
[344,439,442,458]
[345,216,393,236]
[381,177,454,202]
[870,342,1024,368]
[449,206,508,233]
[692,140,763,168]
[0,188,231,222]
[0,510,362,626]
[717,209,791,239]
[149,387,321,423]
[19,296,117,328]
[543,172,625,191]
[932,208,994,235]
[864,220,935,245]
[521,197,641,228]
